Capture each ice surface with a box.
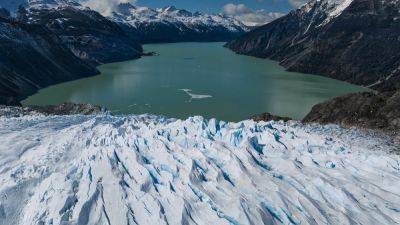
[0,114,399,225]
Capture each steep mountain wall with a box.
[226,0,400,92]
[0,16,98,105]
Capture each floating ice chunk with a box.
[179,89,212,102]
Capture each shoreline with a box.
[1,102,399,145]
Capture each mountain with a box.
[0,14,98,105]
[23,0,143,65]
[226,0,400,92]
[111,3,248,43]
[0,112,399,225]
[0,0,248,106]
[0,0,146,105]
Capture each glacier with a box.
[0,113,399,225]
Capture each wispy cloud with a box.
[81,0,136,16]
[288,0,309,8]
[223,3,284,27]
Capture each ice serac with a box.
[226,0,400,92]
[0,113,399,225]
[111,3,248,43]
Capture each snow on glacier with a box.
[0,114,399,225]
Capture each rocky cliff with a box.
[226,0,400,92]
[0,1,145,105]
[303,90,400,134]
[25,4,143,65]
[0,15,98,105]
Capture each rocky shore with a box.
[252,90,400,142]
[303,90,400,134]
[0,102,106,117]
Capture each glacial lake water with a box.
[22,42,368,121]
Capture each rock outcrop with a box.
[0,102,105,117]
[252,112,292,122]
[303,90,400,134]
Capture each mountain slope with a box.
[0,15,98,105]
[0,113,399,225]
[24,2,143,65]
[111,4,248,43]
[226,0,400,91]
[303,90,400,133]
[0,0,144,105]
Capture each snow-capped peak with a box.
[300,0,355,27]
[28,0,82,10]
[162,5,177,13]
[111,4,248,32]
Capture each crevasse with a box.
[0,114,399,225]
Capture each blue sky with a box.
[136,0,296,14]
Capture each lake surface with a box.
[23,42,367,121]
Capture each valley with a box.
[22,42,367,121]
[0,0,399,224]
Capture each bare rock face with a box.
[226,0,400,92]
[25,6,143,65]
[303,90,400,133]
[252,112,292,122]
[0,3,144,106]
[0,102,105,117]
[0,15,99,105]
[30,102,105,115]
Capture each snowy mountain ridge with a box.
[19,0,247,33]
[0,113,399,225]
[27,0,83,10]
[299,0,355,29]
[110,3,248,32]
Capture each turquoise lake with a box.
[22,42,368,121]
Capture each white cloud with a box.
[289,0,309,8]
[82,0,136,16]
[223,3,284,27]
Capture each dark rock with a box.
[131,22,245,44]
[226,0,400,92]
[0,103,105,117]
[0,16,99,105]
[0,4,145,106]
[141,51,158,57]
[30,102,105,115]
[303,90,400,133]
[252,112,292,122]
[26,6,143,65]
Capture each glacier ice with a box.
[0,114,399,225]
